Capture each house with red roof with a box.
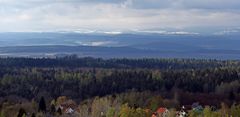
[152,107,169,117]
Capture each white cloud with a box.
[75,41,116,46]
[0,0,239,32]
[121,0,133,8]
[91,41,114,46]
[214,28,240,35]
[133,30,199,35]
[104,31,123,35]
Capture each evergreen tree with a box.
[17,108,26,117]
[31,113,36,117]
[50,104,56,114]
[57,108,62,115]
[38,96,46,112]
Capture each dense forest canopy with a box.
[0,57,240,116]
[0,57,239,69]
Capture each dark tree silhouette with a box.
[31,113,36,117]
[50,104,56,114]
[57,108,62,115]
[38,96,46,112]
[17,108,26,117]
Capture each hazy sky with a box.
[0,0,240,32]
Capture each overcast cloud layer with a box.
[0,0,240,33]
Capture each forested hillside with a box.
[0,57,240,117]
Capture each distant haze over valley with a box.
[0,31,240,59]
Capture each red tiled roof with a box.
[157,107,167,113]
